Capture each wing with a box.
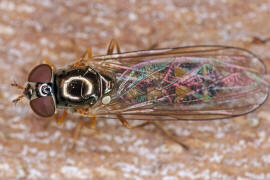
[90,46,269,120]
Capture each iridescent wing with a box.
[90,46,269,120]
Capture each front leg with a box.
[55,110,68,126]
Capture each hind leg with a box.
[107,39,121,55]
[117,114,188,150]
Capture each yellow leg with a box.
[117,114,151,129]
[67,108,98,150]
[43,111,68,129]
[148,42,159,50]
[56,111,68,126]
[81,48,93,61]
[71,117,97,150]
[117,114,188,150]
[152,121,189,150]
[75,107,96,129]
[11,94,25,104]
[84,116,96,129]
[72,121,84,150]
[89,117,96,129]
[71,38,120,68]
[72,48,93,68]
[107,39,121,55]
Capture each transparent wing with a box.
[90,46,269,120]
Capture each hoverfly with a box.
[12,40,270,150]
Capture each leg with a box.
[152,121,189,150]
[11,82,24,90]
[117,114,188,150]
[56,110,68,126]
[148,42,159,50]
[43,110,68,129]
[107,39,121,55]
[71,48,92,68]
[71,121,84,150]
[252,36,270,44]
[67,108,97,150]
[84,116,96,129]
[11,82,25,104]
[89,117,96,129]
[117,114,152,129]
[71,116,96,150]
[83,49,93,60]
[12,94,25,104]
[71,38,120,68]
[75,107,96,129]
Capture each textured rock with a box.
[1,0,270,179]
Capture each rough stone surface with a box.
[1,0,270,179]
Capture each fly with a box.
[11,40,270,150]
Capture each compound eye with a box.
[30,96,55,117]
[28,64,53,82]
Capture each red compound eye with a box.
[30,96,55,117]
[28,64,53,82]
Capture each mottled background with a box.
[1,0,270,179]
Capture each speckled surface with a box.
[1,0,270,179]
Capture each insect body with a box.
[12,42,270,149]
